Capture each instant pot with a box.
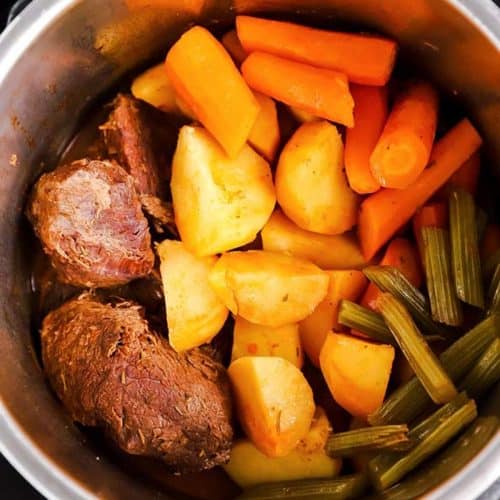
[0,0,498,498]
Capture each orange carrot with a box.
[358,118,483,260]
[481,224,500,261]
[359,238,422,312]
[345,85,388,194]
[126,0,205,15]
[165,26,260,158]
[221,29,248,66]
[413,202,448,251]
[439,151,481,198]
[248,92,280,162]
[241,52,354,127]
[236,16,397,85]
[370,82,439,189]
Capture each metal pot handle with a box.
[7,0,31,25]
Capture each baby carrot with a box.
[358,118,482,260]
[345,85,388,194]
[221,29,248,66]
[242,52,354,127]
[165,26,260,158]
[370,82,439,189]
[236,16,397,85]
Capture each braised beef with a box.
[27,159,154,288]
[101,94,162,197]
[41,294,233,473]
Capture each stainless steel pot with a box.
[0,0,498,498]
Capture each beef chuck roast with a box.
[41,294,233,472]
[101,94,161,197]
[27,158,154,288]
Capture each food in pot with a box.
[41,293,233,473]
[27,13,500,496]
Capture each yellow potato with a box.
[276,120,359,235]
[224,406,339,489]
[248,92,280,162]
[261,210,366,270]
[131,63,181,114]
[228,356,315,457]
[320,332,395,418]
[224,438,341,489]
[157,240,228,352]
[296,406,332,454]
[232,316,303,368]
[171,126,275,256]
[209,250,329,327]
[300,270,368,366]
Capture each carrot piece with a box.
[481,224,500,261]
[242,52,354,127]
[413,202,449,255]
[236,16,397,86]
[358,118,482,260]
[222,29,248,66]
[345,85,388,194]
[370,82,439,189]
[440,151,481,198]
[165,26,260,157]
[248,92,280,162]
[357,238,422,313]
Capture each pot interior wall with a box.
[0,0,498,499]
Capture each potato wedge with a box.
[300,270,368,366]
[224,438,340,488]
[209,250,329,327]
[248,92,280,162]
[296,406,332,454]
[131,63,180,114]
[276,120,359,235]
[228,356,315,457]
[232,316,303,368]
[157,240,228,352]
[171,126,275,256]
[261,210,366,270]
[320,332,395,418]
[224,406,339,488]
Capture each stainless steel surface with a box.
[0,0,497,499]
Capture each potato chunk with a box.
[171,126,275,256]
[300,270,367,366]
[157,240,228,352]
[248,92,280,162]
[131,63,180,114]
[228,356,315,457]
[232,316,302,368]
[276,120,359,235]
[261,210,366,270]
[224,407,340,488]
[209,250,329,327]
[320,332,395,418]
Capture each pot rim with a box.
[0,1,498,499]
